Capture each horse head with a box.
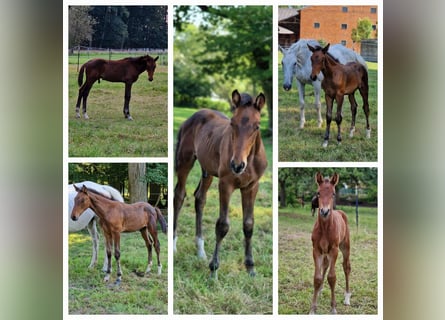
[229,90,265,175]
[71,184,90,221]
[308,43,330,81]
[145,55,159,82]
[280,46,296,91]
[315,172,338,218]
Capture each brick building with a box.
[279,6,378,54]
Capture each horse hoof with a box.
[75,113,81,119]
[366,129,371,138]
[209,270,218,280]
[83,113,89,120]
[349,128,355,138]
[344,291,351,305]
[331,307,337,314]
[322,141,328,148]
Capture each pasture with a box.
[173,107,273,314]
[278,50,378,162]
[68,227,168,314]
[68,53,168,157]
[278,205,378,314]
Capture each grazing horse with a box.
[280,39,367,129]
[68,181,124,271]
[173,90,267,278]
[71,184,167,284]
[310,172,351,314]
[75,55,159,120]
[308,44,370,147]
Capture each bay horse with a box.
[71,184,167,284]
[310,172,351,314]
[173,90,267,278]
[280,39,367,129]
[308,44,370,147]
[75,55,159,120]
[68,181,124,271]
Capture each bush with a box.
[195,97,230,112]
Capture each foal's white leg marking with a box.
[83,112,89,120]
[349,127,356,138]
[173,236,177,253]
[195,237,207,259]
[157,264,162,275]
[344,291,352,305]
[366,128,371,139]
[322,140,329,148]
[75,111,81,118]
[127,115,133,121]
[145,261,153,274]
[104,273,110,282]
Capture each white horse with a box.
[280,39,367,129]
[68,181,124,271]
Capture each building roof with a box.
[278,26,294,34]
[278,7,299,22]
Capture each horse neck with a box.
[317,209,336,232]
[86,192,112,220]
[322,54,339,77]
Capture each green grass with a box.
[69,229,168,314]
[278,205,378,314]
[278,51,378,161]
[173,106,273,314]
[68,53,168,157]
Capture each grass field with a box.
[278,50,379,162]
[278,205,378,314]
[68,227,168,314]
[68,53,168,157]
[173,106,273,314]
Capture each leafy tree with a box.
[126,6,168,48]
[351,17,373,45]
[69,6,96,49]
[90,6,129,48]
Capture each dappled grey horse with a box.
[280,39,367,129]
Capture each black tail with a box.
[78,64,85,87]
[155,207,167,234]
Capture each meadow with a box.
[68,53,168,157]
[278,205,378,314]
[278,50,379,162]
[173,106,273,314]
[68,226,168,314]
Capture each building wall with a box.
[300,5,378,52]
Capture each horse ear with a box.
[279,45,285,53]
[154,56,159,62]
[323,43,330,54]
[307,44,315,52]
[315,172,324,185]
[231,90,241,109]
[255,93,266,111]
[81,185,88,193]
[73,184,81,192]
[330,172,339,186]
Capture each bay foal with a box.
[310,172,351,314]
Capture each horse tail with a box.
[174,125,183,172]
[78,64,86,87]
[155,207,167,234]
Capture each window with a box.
[342,7,348,12]
[371,7,377,13]
[341,24,348,30]
[372,25,377,31]
[341,40,347,46]
[314,22,320,28]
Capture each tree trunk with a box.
[128,163,146,203]
[279,179,287,208]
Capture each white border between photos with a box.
[64,1,383,319]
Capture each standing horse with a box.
[308,44,370,147]
[310,172,351,314]
[280,39,367,129]
[68,181,124,271]
[173,90,267,278]
[71,184,167,284]
[75,55,159,120]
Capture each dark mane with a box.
[82,185,118,201]
[312,46,339,63]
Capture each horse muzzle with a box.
[283,83,292,91]
[230,160,246,175]
[310,74,318,81]
[71,215,78,221]
[319,208,330,218]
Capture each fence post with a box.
[77,45,80,72]
[355,184,359,228]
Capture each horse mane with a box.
[82,185,119,201]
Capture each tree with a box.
[174,6,273,132]
[145,163,168,207]
[90,6,129,49]
[128,163,146,203]
[126,6,168,48]
[351,17,373,50]
[69,6,96,50]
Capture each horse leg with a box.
[310,251,324,314]
[348,93,358,138]
[194,170,213,259]
[327,248,339,314]
[123,82,133,120]
[241,183,259,276]
[86,218,98,269]
[297,81,306,128]
[359,84,371,138]
[335,95,344,144]
[209,181,234,279]
[75,83,87,118]
[323,95,334,147]
[103,232,113,282]
[140,227,153,274]
[152,231,162,275]
[173,143,196,254]
[314,80,323,127]
[114,232,122,284]
[340,239,352,306]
